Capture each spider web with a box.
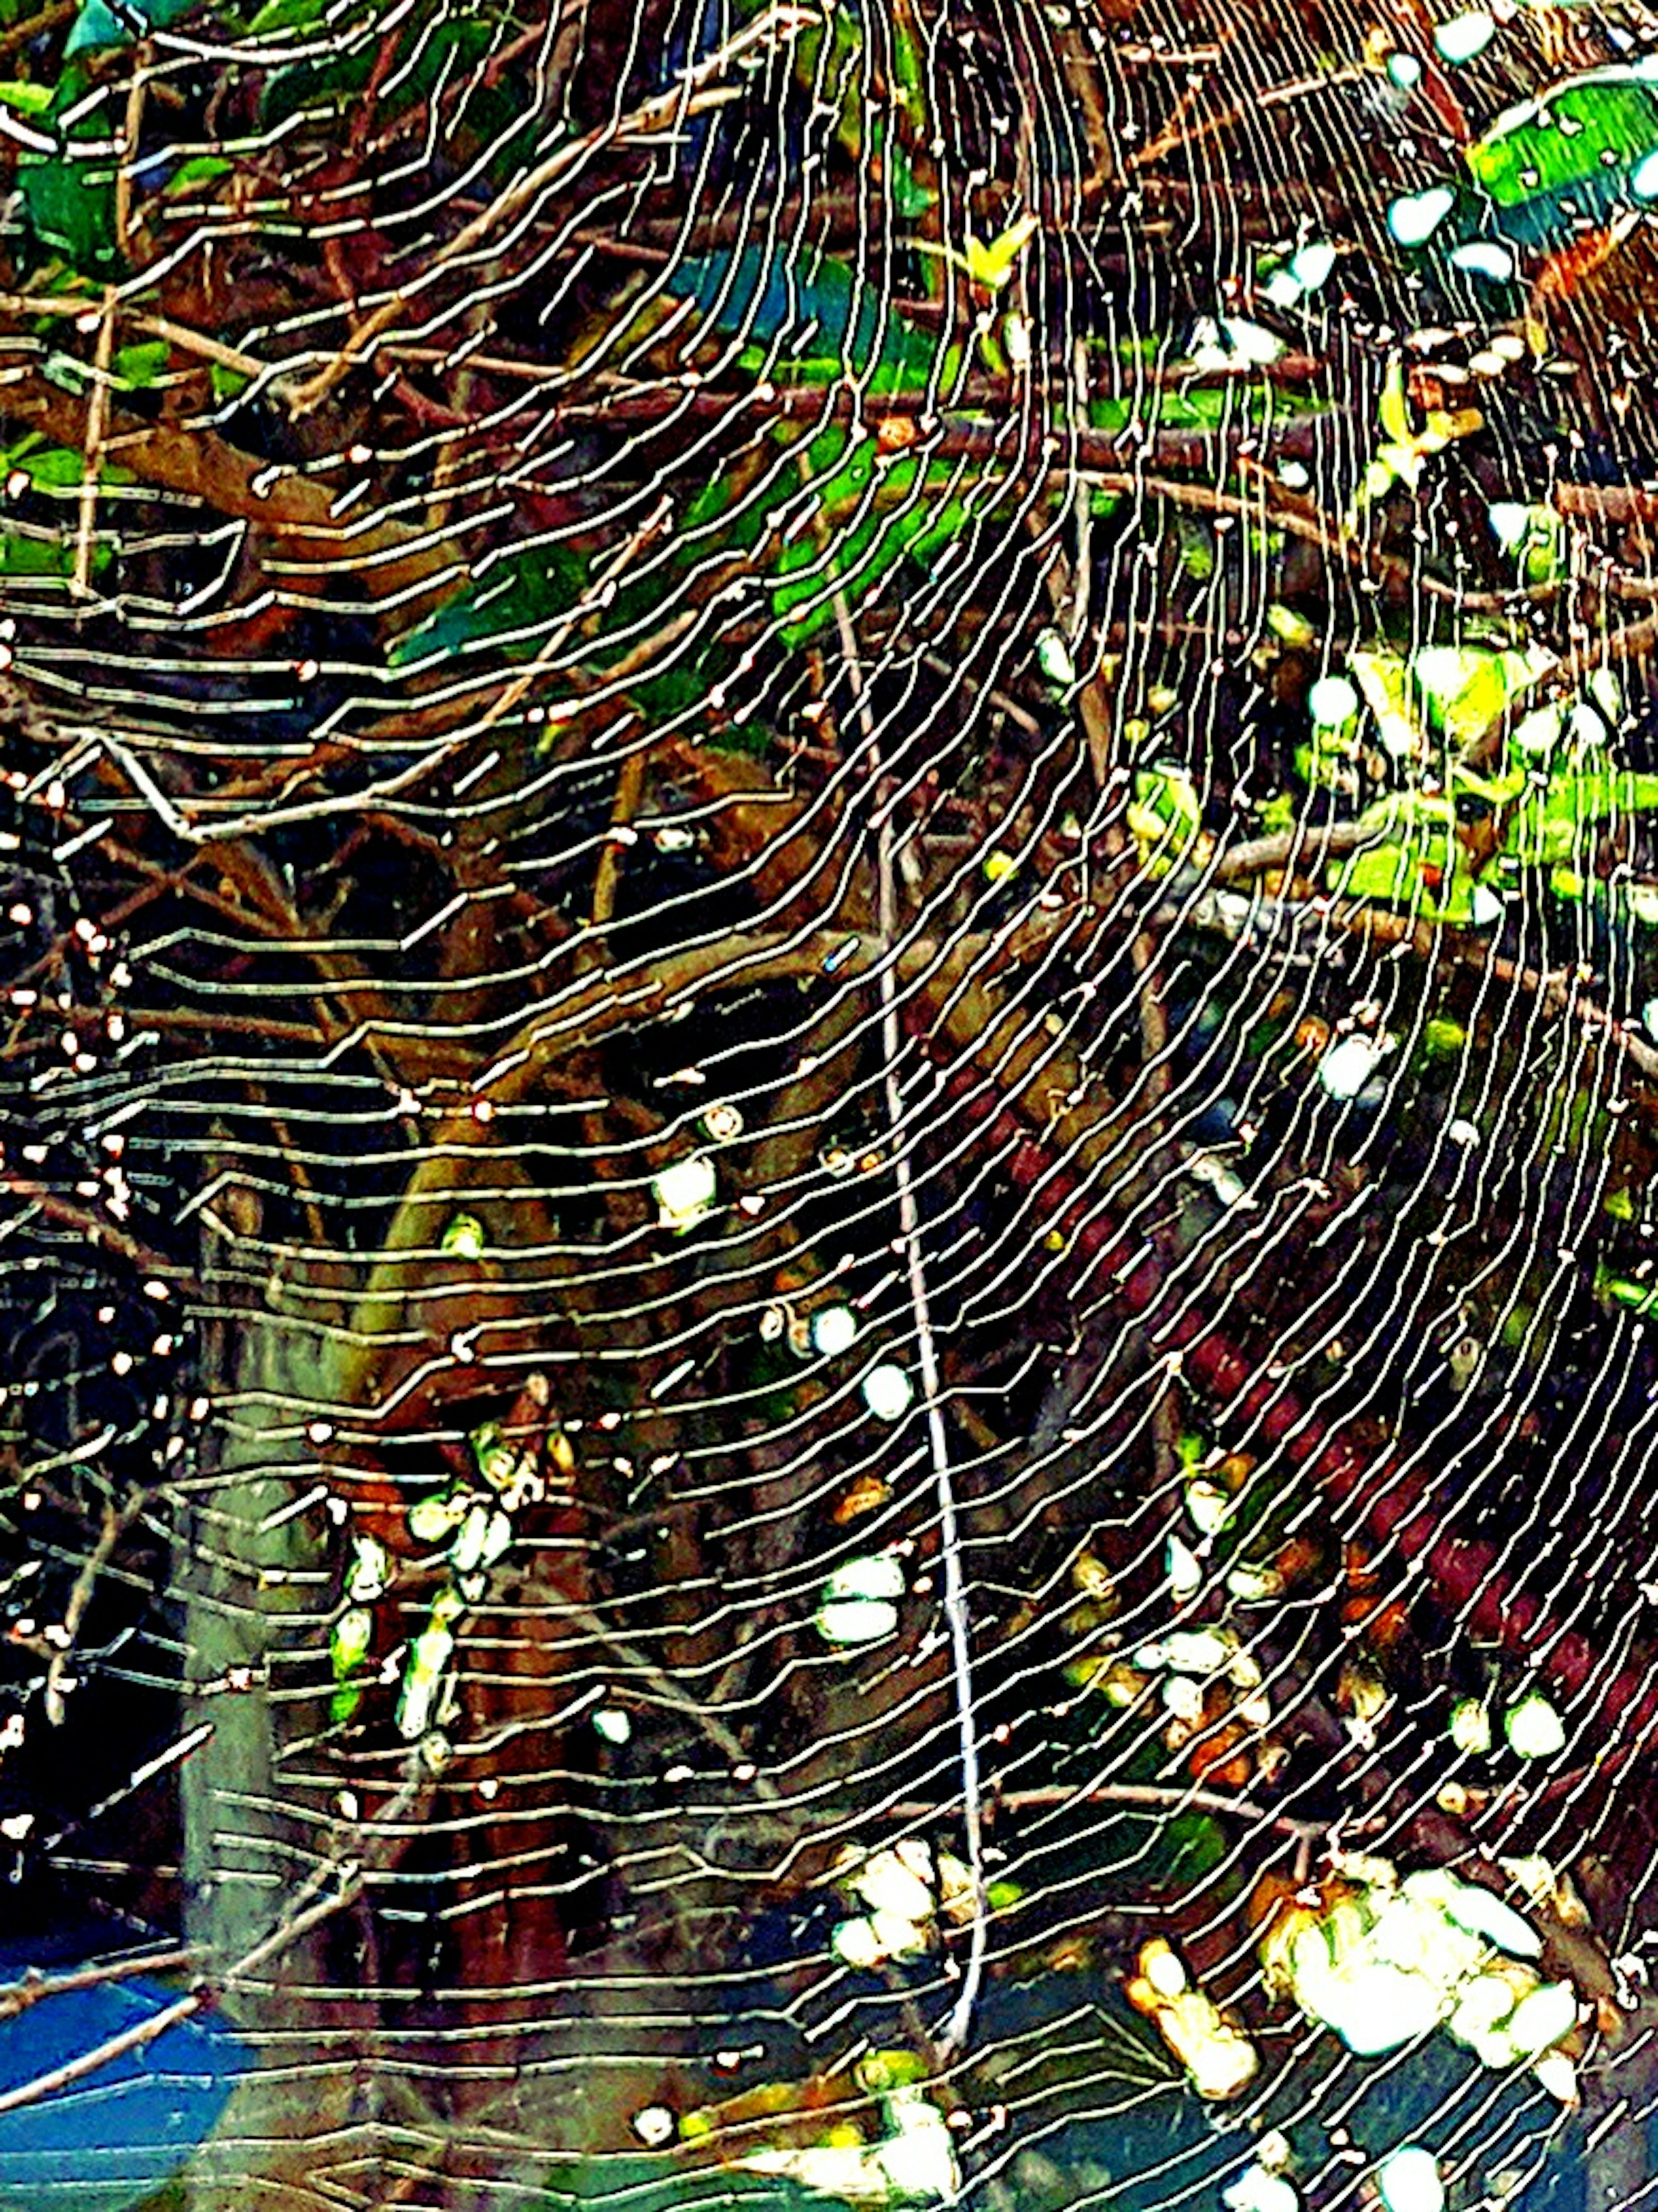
[0,0,1655,2206]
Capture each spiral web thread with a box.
[2,0,1658,2205]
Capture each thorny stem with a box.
[835,588,987,2063]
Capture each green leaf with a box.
[680,466,770,551]
[387,542,587,669]
[790,4,864,152]
[889,7,926,122]
[769,437,977,643]
[885,134,936,218]
[0,531,74,576]
[9,443,84,488]
[1331,794,1482,921]
[1503,766,1658,867]
[1468,67,1658,208]
[1379,356,1410,446]
[163,153,233,194]
[0,519,113,578]
[245,0,327,31]
[672,244,938,389]
[1131,765,1200,841]
[261,10,496,130]
[2,437,131,491]
[112,338,171,388]
[66,0,199,57]
[1339,839,1410,903]
[19,146,117,275]
[1340,838,1439,907]
[1158,1813,1227,1883]
[0,80,55,116]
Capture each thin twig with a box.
[0,1947,193,2020]
[72,288,118,601]
[563,1602,778,1798]
[113,45,151,260]
[44,1489,144,1726]
[591,746,648,930]
[0,1873,347,2118]
[0,0,73,59]
[0,1173,197,1288]
[835,584,987,2062]
[0,291,271,383]
[1129,60,1362,171]
[1131,929,1170,1104]
[0,1762,431,2119]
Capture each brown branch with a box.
[0,1871,356,2119]
[590,746,648,931]
[0,0,72,57]
[0,292,272,385]
[0,1173,198,1289]
[1032,505,1114,783]
[0,1746,437,2120]
[1558,484,1658,528]
[6,378,464,609]
[1213,818,1381,885]
[113,47,151,261]
[1131,929,1169,1102]
[1129,58,1361,171]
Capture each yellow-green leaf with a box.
[1379,355,1411,446]
[964,212,1039,292]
